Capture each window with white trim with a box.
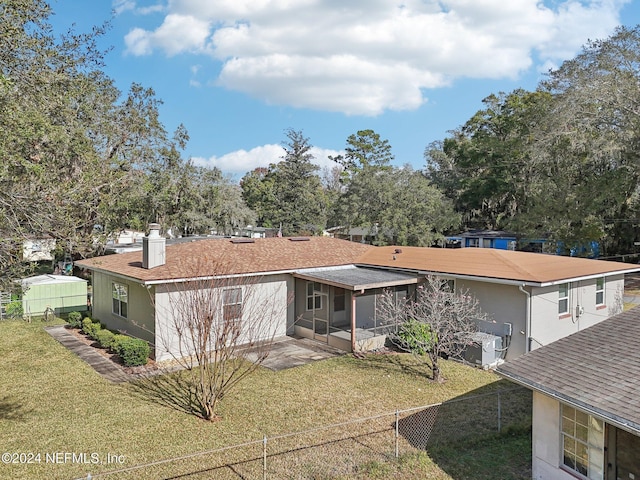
[306,282,323,311]
[223,288,243,322]
[558,283,569,315]
[112,282,128,318]
[561,404,604,479]
[595,277,605,306]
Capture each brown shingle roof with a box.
[356,246,639,285]
[497,308,640,434]
[76,237,373,283]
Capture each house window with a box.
[561,404,604,479]
[306,282,322,311]
[595,277,605,306]
[559,283,569,315]
[112,282,128,318]
[223,288,243,322]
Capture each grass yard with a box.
[0,320,530,479]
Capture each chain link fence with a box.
[78,386,531,480]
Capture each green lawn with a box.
[0,320,530,479]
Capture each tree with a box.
[532,26,640,255]
[240,129,327,235]
[152,260,291,421]
[0,1,189,285]
[331,130,458,245]
[425,89,553,231]
[376,276,486,382]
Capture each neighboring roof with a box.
[76,237,373,284]
[21,275,87,286]
[450,229,518,239]
[356,246,640,286]
[293,267,418,291]
[497,308,640,435]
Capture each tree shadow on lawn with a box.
[350,350,436,379]
[396,385,532,479]
[0,395,33,422]
[128,372,208,420]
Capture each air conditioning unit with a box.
[463,332,503,368]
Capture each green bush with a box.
[5,301,23,319]
[393,319,437,356]
[81,318,101,340]
[95,329,115,349]
[110,334,130,354]
[81,317,93,335]
[67,311,83,328]
[116,337,150,367]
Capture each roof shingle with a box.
[497,308,640,433]
[76,237,373,283]
[356,246,639,285]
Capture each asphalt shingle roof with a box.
[356,246,640,285]
[76,237,373,283]
[497,308,640,433]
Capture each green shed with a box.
[21,275,88,317]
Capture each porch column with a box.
[351,291,357,352]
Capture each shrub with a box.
[67,311,83,328]
[117,337,150,367]
[110,334,130,355]
[81,318,101,340]
[81,317,93,335]
[95,329,115,349]
[5,301,23,319]
[393,319,437,356]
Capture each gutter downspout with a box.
[519,284,532,352]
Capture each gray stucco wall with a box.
[455,279,528,360]
[530,275,624,351]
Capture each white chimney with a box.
[142,223,166,269]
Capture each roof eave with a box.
[497,369,640,436]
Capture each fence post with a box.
[497,390,502,433]
[395,409,399,458]
[263,435,267,480]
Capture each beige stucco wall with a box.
[154,274,292,362]
[90,271,156,346]
[530,275,624,351]
[455,279,528,360]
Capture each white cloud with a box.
[191,144,343,176]
[123,0,630,114]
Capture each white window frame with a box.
[112,282,128,318]
[306,282,322,311]
[560,404,604,479]
[223,288,243,323]
[595,277,605,307]
[558,283,570,315]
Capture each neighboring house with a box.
[21,237,56,262]
[496,308,640,480]
[76,226,640,362]
[445,229,519,250]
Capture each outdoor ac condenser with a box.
[463,332,503,368]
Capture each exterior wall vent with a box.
[288,237,310,242]
[142,223,166,269]
[230,238,255,244]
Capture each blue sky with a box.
[49,0,640,179]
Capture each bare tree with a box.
[377,275,486,382]
[152,260,291,421]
